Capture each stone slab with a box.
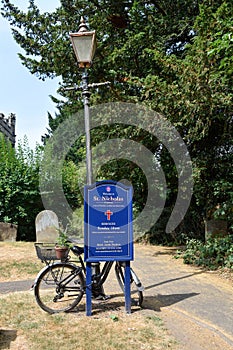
[35,210,59,243]
[0,222,17,241]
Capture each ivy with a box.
[181,235,233,270]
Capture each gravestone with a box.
[205,219,228,240]
[35,210,59,243]
[0,223,17,241]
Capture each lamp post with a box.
[69,17,97,186]
[69,17,132,317]
[69,18,110,315]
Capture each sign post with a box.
[84,180,133,315]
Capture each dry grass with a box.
[0,292,176,350]
[0,242,178,350]
[0,242,41,282]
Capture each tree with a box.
[1,0,201,98]
[137,2,233,231]
[0,135,44,240]
[1,0,232,242]
[0,134,83,240]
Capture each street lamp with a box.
[69,17,97,186]
[69,17,97,69]
[69,18,109,313]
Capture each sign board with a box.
[84,181,133,262]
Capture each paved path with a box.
[0,279,34,294]
[131,245,233,349]
[0,244,232,349]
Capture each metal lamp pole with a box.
[82,69,92,185]
[69,17,96,186]
[70,19,133,316]
[65,71,110,185]
[69,17,109,185]
[69,18,110,316]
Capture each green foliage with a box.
[55,227,71,248]
[184,2,233,225]
[110,314,119,322]
[62,160,83,209]
[1,0,232,242]
[182,235,233,270]
[68,206,84,240]
[0,135,44,240]
[0,135,83,240]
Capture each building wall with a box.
[0,113,16,147]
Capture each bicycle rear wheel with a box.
[115,262,143,307]
[34,262,84,314]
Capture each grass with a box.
[0,260,41,279]
[0,242,41,281]
[0,292,176,350]
[0,242,177,350]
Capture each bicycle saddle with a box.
[71,245,84,256]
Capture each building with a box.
[0,113,16,147]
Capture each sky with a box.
[0,0,62,149]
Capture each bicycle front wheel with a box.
[34,262,85,314]
[115,262,143,307]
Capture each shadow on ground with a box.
[70,289,199,316]
[143,292,200,312]
[144,270,204,290]
[0,329,17,350]
[152,246,186,256]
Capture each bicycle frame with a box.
[71,254,114,294]
[34,243,143,314]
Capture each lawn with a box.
[0,242,177,350]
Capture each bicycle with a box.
[33,241,144,314]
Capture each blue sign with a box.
[84,181,133,262]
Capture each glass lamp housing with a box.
[70,30,97,68]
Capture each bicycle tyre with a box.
[34,262,85,314]
[115,262,143,307]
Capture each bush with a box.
[182,235,233,270]
[0,135,44,241]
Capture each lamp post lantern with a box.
[69,18,111,316]
[69,17,97,69]
[69,17,97,186]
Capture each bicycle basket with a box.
[34,243,58,261]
